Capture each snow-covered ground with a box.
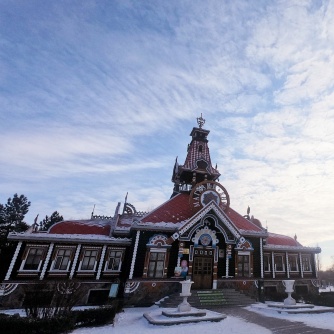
[2,303,334,333]
[71,305,271,334]
[319,285,334,293]
[247,303,334,331]
[70,304,334,334]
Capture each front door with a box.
[192,250,213,289]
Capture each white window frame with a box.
[301,255,312,272]
[104,248,125,272]
[147,248,167,278]
[19,245,47,272]
[274,254,285,272]
[78,248,100,272]
[263,253,271,272]
[50,247,75,272]
[288,254,299,272]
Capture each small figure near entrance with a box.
[181,260,188,279]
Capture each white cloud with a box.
[1,0,334,268]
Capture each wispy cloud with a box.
[1,0,334,268]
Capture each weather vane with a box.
[197,113,205,128]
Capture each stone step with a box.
[158,288,254,309]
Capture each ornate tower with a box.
[171,115,220,197]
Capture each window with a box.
[105,249,124,271]
[237,254,250,277]
[301,255,312,272]
[274,254,285,272]
[51,249,72,271]
[148,252,165,278]
[288,255,299,272]
[263,254,271,272]
[80,249,99,271]
[22,247,45,271]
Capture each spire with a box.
[197,113,205,128]
[171,115,220,195]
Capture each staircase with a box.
[158,289,254,309]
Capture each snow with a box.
[319,286,334,293]
[247,303,334,331]
[2,303,333,333]
[70,303,334,334]
[71,305,271,334]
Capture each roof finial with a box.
[125,192,128,203]
[197,113,205,128]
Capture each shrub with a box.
[0,314,75,334]
[0,299,122,334]
[72,306,116,328]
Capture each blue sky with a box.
[1,0,334,269]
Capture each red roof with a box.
[266,232,302,247]
[141,193,194,224]
[225,207,264,233]
[141,193,265,234]
[49,220,111,236]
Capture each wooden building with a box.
[0,116,321,308]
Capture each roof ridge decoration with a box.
[167,200,241,244]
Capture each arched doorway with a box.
[192,248,213,289]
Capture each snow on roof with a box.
[49,219,113,236]
[139,192,266,235]
[266,232,302,247]
[7,231,131,245]
[263,232,320,252]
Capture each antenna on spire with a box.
[197,113,205,128]
[91,204,95,218]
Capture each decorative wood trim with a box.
[69,244,81,279]
[129,231,140,279]
[96,245,107,280]
[4,241,22,281]
[260,238,264,279]
[271,252,275,278]
[40,243,54,280]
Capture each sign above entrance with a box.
[189,180,230,211]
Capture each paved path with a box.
[214,307,334,334]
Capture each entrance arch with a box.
[192,248,213,289]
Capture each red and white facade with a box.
[1,116,321,307]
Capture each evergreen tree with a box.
[0,193,30,246]
[0,194,30,280]
[39,211,63,231]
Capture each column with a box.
[129,231,140,279]
[4,241,22,281]
[260,238,264,279]
[69,244,81,279]
[96,245,107,280]
[299,253,303,278]
[314,253,318,278]
[40,243,54,280]
[271,253,275,278]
